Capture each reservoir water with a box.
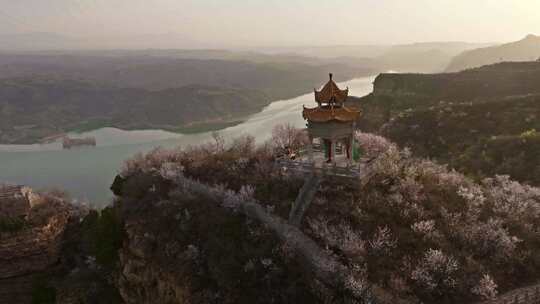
[0,76,375,206]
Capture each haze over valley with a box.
[2,1,540,304]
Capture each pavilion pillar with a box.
[308,136,314,163]
[327,139,331,162]
[324,139,332,163]
[345,137,351,160]
[348,136,354,166]
[350,124,356,165]
[331,137,337,165]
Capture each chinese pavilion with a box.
[302,74,361,164]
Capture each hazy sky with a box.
[1,0,540,47]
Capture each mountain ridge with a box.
[446,34,540,72]
[350,60,540,185]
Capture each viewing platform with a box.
[276,152,363,179]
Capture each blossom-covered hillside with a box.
[110,128,540,304]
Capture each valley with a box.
[2,21,540,303]
[0,52,377,144]
[0,77,376,206]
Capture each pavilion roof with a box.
[315,73,349,104]
[302,105,361,123]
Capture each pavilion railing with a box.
[275,158,362,179]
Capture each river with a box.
[0,76,375,206]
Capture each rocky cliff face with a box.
[4,128,539,304]
[112,171,331,304]
[0,192,77,303]
[117,218,193,304]
[110,143,376,304]
[372,61,540,100]
[350,61,540,185]
[110,135,540,304]
[0,184,34,218]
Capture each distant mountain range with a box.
[374,42,493,72]
[0,52,373,100]
[2,32,538,146]
[446,34,540,72]
[256,42,491,59]
[0,32,494,73]
[255,41,493,72]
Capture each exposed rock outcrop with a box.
[0,191,76,303]
[351,61,540,185]
[113,163,371,304]
[0,184,34,218]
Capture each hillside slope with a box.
[0,78,268,144]
[446,34,540,72]
[2,133,539,303]
[0,53,374,101]
[376,41,492,73]
[107,133,540,304]
[351,61,540,185]
[0,52,376,144]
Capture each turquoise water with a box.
[0,76,375,206]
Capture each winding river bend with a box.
[0,76,375,206]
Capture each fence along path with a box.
[481,283,540,304]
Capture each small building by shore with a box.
[62,136,96,149]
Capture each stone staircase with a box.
[288,173,322,227]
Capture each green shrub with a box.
[81,207,123,269]
[520,128,537,139]
[31,276,56,304]
[0,216,27,233]
[95,207,123,268]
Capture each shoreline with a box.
[0,76,376,204]
[0,119,246,146]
